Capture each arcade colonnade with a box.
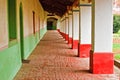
[0,0,114,79]
[57,0,113,74]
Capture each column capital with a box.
[79,0,91,7]
[65,13,69,18]
[79,0,91,4]
[72,6,79,12]
[61,16,66,22]
[67,6,72,11]
[68,10,72,15]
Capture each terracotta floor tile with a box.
[14,30,120,80]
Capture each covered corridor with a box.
[0,0,120,80]
[14,31,120,80]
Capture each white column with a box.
[78,4,92,57]
[63,19,65,33]
[62,17,66,38]
[72,6,79,49]
[90,0,113,74]
[57,19,61,33]
[65,13,69,41]
[68,10,73,44]
[65,13,69,35]
[60,19,63,32]
[60,17,65,34]
[60,19,64,37]
[64,18,66,38]
[80,6,91,44]
[92,0,113,52]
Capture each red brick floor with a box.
[14,30,120,80]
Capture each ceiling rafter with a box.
[39,0,75,17]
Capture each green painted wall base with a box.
[0,27,47,80]
[0,44,22,80]
[24,27,47,59]
[40,27,47,39]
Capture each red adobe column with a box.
[72,6,79,49]
[68,10,73,46]
[78,2,92,58]
[90,0,114,74]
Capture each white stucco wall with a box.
[0,0,46,50]
[17,0,46,37]
[0,0,8,50]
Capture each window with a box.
[33,11,35,34]
[8,0,17,41]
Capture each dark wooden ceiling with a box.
[39,0,75,17]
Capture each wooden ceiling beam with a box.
[39,0,75,17]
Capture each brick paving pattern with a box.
[14,30,120,80]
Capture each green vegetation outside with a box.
[113,15,120,60]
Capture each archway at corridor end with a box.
[47,17,58,30]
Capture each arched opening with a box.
[47,17,58,30]
[19,3,24,60]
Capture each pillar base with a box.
[63,33,66,38]
[60,32,62,36]
[65,34,69,41]
[68,37,73,44]
[90,50,114,74]
[78,43,91,58]
[72,40,79,49]
[57,29,60,33]
[60,32,66,39]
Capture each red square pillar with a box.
[90,0,113,74]
[72,6,79,50]
[90,51,114,74]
